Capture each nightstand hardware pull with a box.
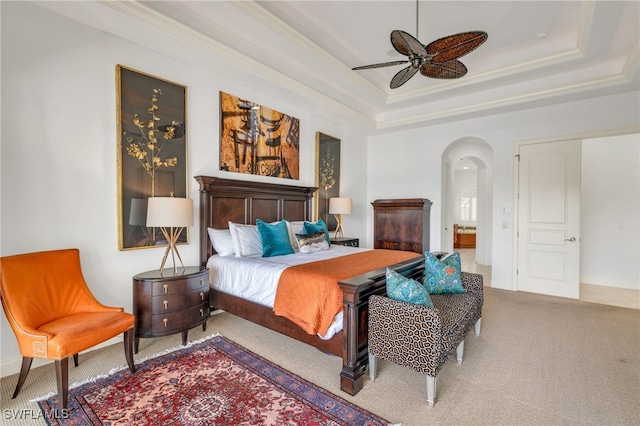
[200,308,204,317]
[200,278,204,286]
[163,318,168,328]
[163,300,168,309]
[200,292,204,301]
[163,284,169,294]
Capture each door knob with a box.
[565,237,576,242]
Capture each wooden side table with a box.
[330,237,359,247]
[132,266,209,353]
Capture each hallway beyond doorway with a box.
[457,248,491,285]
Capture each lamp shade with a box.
[146,197,193,228]
[329,197,352,215]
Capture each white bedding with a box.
[207,245,370,340]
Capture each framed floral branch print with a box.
[315,132,341,230]
[116,65,188,250]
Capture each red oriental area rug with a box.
[37,335,391,425]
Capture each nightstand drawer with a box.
[151,303,209,333]
[151,289,209,313]
[151,275,207,296]
[375,240,420,253]
[330,237,359,247]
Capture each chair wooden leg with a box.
[124,329,136,373]
[12,357,33,399]
[475,318,482,336]
[54,358,69,410]
[73,353,79,367]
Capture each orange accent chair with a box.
[0,248,136,409]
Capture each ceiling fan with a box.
[352,2,488,89]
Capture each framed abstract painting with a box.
[219,91,300,179]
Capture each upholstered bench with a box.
[368,271,483,406]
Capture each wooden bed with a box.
[195,176,425,396]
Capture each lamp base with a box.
[333,214,344,240]
[158,226,186,275]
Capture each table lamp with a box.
[329,197,352,239]
[146,196,193,274]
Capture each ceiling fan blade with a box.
[426,31,488,63]
[420,59,467,79]
[352,60,408,71]
[391,30,427,57]
[390,65,419,89]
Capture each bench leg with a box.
[368,352,377,381]
[426,375,436,407]
[475,318,482,336]
[457,340,465,363]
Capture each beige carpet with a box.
[2,287,639,425]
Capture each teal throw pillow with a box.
[303,219,331,247]
[423,251,466,294]
[256,219,294,257]
[386,268,434,307]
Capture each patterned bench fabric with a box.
[368,272,483,378]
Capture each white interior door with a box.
[516,140,581,299]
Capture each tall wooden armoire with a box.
[372,198,432,254]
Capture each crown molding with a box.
[515,126,640,145]
[621,43,640,79]
[103,0,374,126]
[388,1,595,104]
[230,0,387,103]
[377,70,636,130]
[99,1,636,133]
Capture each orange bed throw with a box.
[273,249,422,336]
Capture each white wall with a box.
[367,93,640,290]
[581,134,640,289]
[0,2,370,369]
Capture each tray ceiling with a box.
[33,0,639,131]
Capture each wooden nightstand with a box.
[330,237,359,247]
[132,266,209,353]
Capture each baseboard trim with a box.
[489,280,515,291]
[580,276,639,291]
[0,336,122,379]
[580,283,640,310]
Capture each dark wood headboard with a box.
[194,176,317,266]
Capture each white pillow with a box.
[228,221,262,257]
[207,228,235,256]
[285,220,306,251]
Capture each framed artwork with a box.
[116,65,188,250]
[219,91,300,179]
[315,132,341,230]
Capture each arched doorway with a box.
[441,138,493,266]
